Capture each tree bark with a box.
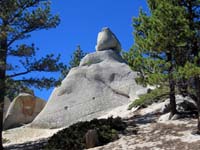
[0,33,7,149]
[186,0,200,133]
[167,52,177,118]
[194,77,200,133]
[169,69,177,118]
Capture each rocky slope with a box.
[3,101,200,150]
[89,102,200,150]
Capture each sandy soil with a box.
[3,126,61,146]
[3,101,200,150]
[89,102,200,150]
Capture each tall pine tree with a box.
[132,0,192,118]
[130,0,200,133]
[0,0,66,148]
[175,0,200,133]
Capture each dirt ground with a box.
[90,104,200,150]
[3,102,200,150]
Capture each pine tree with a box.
[69,45,86,68]
[0,0,65,147]
[175,0,200,133]
[59,45,86,81]
[132,0,192,118]
[131,0,200,133]
[123,46,167,86]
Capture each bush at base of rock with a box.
[45,117,127,150]
[128,86,169,109]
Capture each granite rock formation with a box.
[31,28,146,128]
[3,93,46,130]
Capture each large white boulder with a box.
[95,27,121,53]
[3,93,46,130]
[31,50,146,128]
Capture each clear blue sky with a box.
[25,0,148,100]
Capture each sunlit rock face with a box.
[31,28,146,129]
[3,93,46,130]
[95,27,121,53]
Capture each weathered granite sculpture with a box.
[31,27,146,128]
[3,93,46,130]
[95,27,121,52]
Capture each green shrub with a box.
[45,117,127,150]
[128,87,169,110]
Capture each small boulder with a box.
[95,27,121,52]
[161,95,197,114]
[3,93,46,130]
[85,129,99,149]
[158,113,170,122]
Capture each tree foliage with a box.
[59,45,86,80]
[69,45,86,68]
[46,117,127,150]
[125,0,192,109]
[0,0,66,148]
[123,46,168,86]
[128,86,170,109]
[0,0,68,99]
[126,0,200,132]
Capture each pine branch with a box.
[6,69,32,78]
[8,1,38,24]
[7,28,36,47]
[15,77,59,89]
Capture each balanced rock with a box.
[3,93,46,130]
[95,27,121,53]
[31,28,145,129]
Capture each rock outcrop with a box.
[3,93,46,130]
[31,28,145,128]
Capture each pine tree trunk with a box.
[0,72,5,150]
[169,69,177,118]
[186,0,200,134]
[0,36,7,149]
[194,77,200,134]
[167,52,177,119]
